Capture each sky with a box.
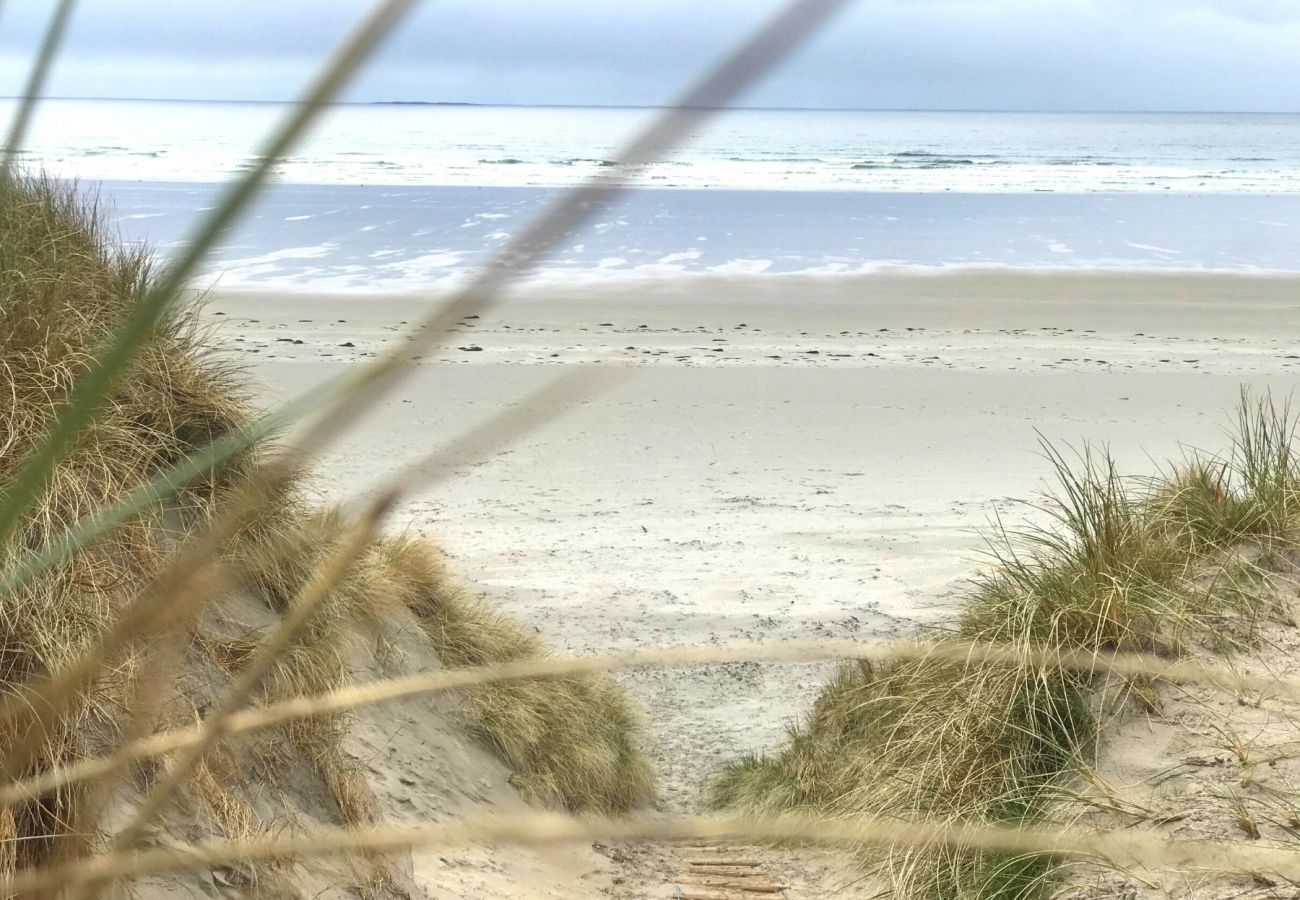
[0,0,1297,112]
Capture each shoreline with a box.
[215,267,1300,809]
[95,177,1300,194]
[199,264,1300,297]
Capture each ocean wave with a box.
[1045,156,1118,165]
[725,156,826,163]
[851,156,987,169]
[893,150,998,159]
[77,147,165,158]
[76,145,130,156]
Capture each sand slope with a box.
[211,271,1300,812]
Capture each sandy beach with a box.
[8,5,1300,894]
[202,269,1300,813]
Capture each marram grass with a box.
[0,174,653,881]
[3,171,1298,897]
[0,2,887,893]
[1,4,1296,885]
[716,394,1300,900]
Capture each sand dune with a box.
[211,269,1300,812]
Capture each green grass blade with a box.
[0,0,76,178]
[0,0,417,552]
[0,0,846,595]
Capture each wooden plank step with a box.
[677,846,754,853]
[678,880,790,893]
[681,875,774,885]
[672,841,788,898]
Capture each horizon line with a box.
[4,96,1299,116]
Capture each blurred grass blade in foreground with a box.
[0,0,77,177]
[0,0,418,559]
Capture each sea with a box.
[9,98,1300,291]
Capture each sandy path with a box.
[210,270,1300,815]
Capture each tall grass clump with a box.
[1148,392,1300,550]
[228,510,654,813]
[376,534,655,810]
[0,173,257,873]
[717,397,1300,899]
[0,174,652,876]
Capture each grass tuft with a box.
[377,534,655,812]
[716,396,1300,899]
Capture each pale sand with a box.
[206,270,1300,823]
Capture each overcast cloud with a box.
[0,0,1296,111]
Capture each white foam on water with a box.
[710,259,773,275]
[15,99,1300,194]
[1126,241,1182,255]
[630,263,687,276]
[382,251,466,281]
[198,255,1300,295]
[221,244,338,266]
[658,250,702,264]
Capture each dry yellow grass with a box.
[2,1,1296,895]
[0,175,653,886]
[12,808,1300,898]
[715,399,1300,899]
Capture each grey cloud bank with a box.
[0,0,1297,111]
